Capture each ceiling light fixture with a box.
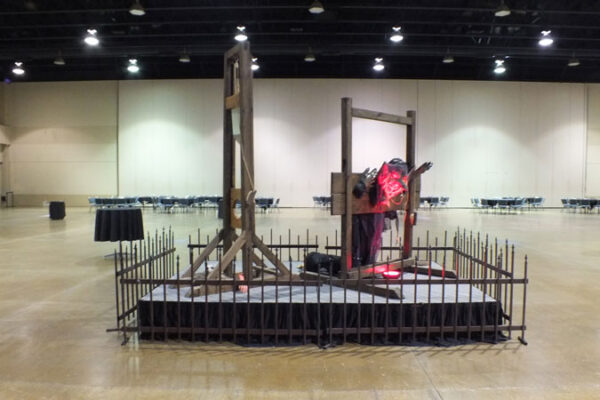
[179,52,191,63]
[390,26,404,43]
[308,1,325,15]
[127,59,140,73]
[234,26,248,42]
[494,1,511,17]
[373,57,385,72]
[304,48,316,62]
[84,29,99,46]
[442,54,454,64]
[54,52,65,66]
[251,57,260,71]
[129,0,145,16]
[538,30,554,47]
[493,59,506,74]
[12,61,25,75]
[567,58,580,67]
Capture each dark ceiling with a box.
[1,0,600,83]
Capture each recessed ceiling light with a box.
[127,59,139,73]
[308,1,325,14]
[493,59,506,74]
[568,58,580,67]
[12,61,25,75]
[390,26,404,43]
[234,26,248,42]
[129,0,145,16]
[538,30,554,47]
[373,57,385,72]
[442,55,454,64]
[179,52,191,63]
[251,58,260,71]
[304,48,316,62]
[494,1,511,17]
[84,29,99,46]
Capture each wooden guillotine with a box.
[181,42,293,296]
[330,98,432,288]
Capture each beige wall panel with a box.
[4,81,118,198]
[118,79,222,196]
[0,124,9,145]
[586,84,600,196]
[10,161,116,194]
[587,144,600,163]
[2,78,590,207]
[417,80,585,206]
[5,81,117,127]
[254,79,417,207]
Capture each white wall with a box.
[254,79,412,206]
[418,80,586,206]
[118,80,223,196]
[586,85,600,196]
[4,81,117,204]
[119,78,586,207]
[1,78,590,207]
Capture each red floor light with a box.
[382,270,401,279]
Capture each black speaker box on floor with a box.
[49,201,66,220]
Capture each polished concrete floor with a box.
[0,206,599,399]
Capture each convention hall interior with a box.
[1,1,600,399]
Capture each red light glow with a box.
[377,163,408,207]
[382,270,401,279]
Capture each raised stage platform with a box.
[137,261,505,345]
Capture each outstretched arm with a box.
[407,161,433,183]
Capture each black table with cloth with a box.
[94,208,144,242]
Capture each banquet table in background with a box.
[94,208,144,242]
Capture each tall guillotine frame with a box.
[182,42,291,295]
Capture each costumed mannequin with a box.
[351,158,432,266]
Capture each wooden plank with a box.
[331,171,408,215]
[224,42,244,61]
[331,172,360,194]
[341,97,353,275]
[238,41,256,280]
[216,231,249,277]
[180,229,224,279]
[225,93,240,110]
[412,175,422,211]
[300,271,402,299]
[403,110,417,259]
[230,188,242,229]
[252,234,291,278]
[331,193,406,215]
[222,48,235,258]
[346,258,416,279]
[352,107,413,126]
